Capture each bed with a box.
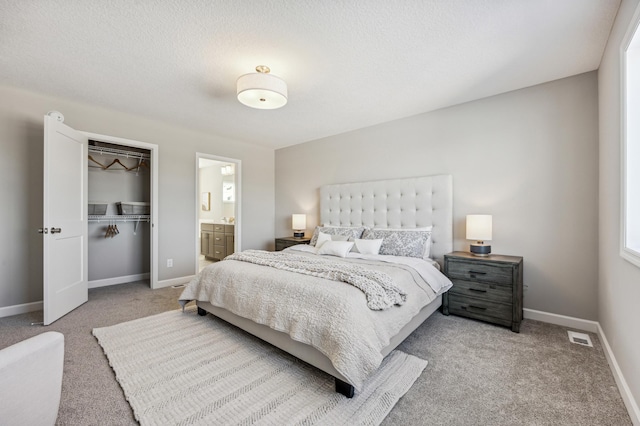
[179,174,453,397]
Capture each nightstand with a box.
[275,236,311,251]
[442,251,523,332]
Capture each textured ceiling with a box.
[0,0,621,149]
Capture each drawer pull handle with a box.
[462,305,487,311]
[468,270,486,275]
[469,288,487,293]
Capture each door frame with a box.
[195,153,242,274]
[83,131,160,289]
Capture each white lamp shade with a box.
[466,215,492,241]
[292,214,306,230]
[237,72,288,109]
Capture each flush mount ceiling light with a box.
[236,65,288,109]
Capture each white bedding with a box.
[179,250,451,390]
[287,244,448,291]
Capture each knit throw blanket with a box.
[226,250,406,310]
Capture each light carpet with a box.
[93,307,427,426]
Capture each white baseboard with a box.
[597,323,640,425]
[88,273,150,289]
[0,301,43,318]
[523,308,598,333]
[156,275,194,289]
[524,308,638,424]
[0,274,189,318]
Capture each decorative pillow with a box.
[362,228,432,258]
[315,232,332,248]
[377,226,433,259]
[317,241,355,258]
[353,238,383,255]
[310,226,366,246]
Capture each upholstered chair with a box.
[0,331,64,425]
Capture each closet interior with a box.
[88,140,151,287]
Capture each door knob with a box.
[37,228,48,234]
[51,228,62,234]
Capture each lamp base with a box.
[470,243,491,256]
[293,231,305,238]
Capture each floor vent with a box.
[568,331,593,347]
[171,284,186,289]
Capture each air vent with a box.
[568,331,593,347]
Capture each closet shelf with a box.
[88,145,150,160]
[88,215,150,222]
[89,215,150,233]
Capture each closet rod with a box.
[89,215,150,234]
[88,145,150,160]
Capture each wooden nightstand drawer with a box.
[213,233,225,244]
[448,294,512,325]
[213,224,225,232]
[448,279,512,304]
[446,260,513,286]
[443,251,523,332]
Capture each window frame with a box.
[620,1,640,268]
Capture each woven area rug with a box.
[93,307,427,426]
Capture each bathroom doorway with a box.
[195,154,241,273]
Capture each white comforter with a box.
[179,248,451,390]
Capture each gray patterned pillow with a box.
[362,228,431,258]
[310,226,366,246]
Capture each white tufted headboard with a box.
[320,175,453,265]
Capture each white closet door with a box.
[43,114,88,325]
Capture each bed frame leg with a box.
[335,378,354,398]
[197,307,207,316]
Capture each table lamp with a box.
[292,214,306,238]
[467,214,492,256]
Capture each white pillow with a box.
[315,232,332,248]
[317,241,355,258]
[315,231,350,248]
[354,238,383,255]
[423,234,432,259]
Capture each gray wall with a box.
[0,86,275,309]
[275,72,599,320]
[598,0,640,414]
